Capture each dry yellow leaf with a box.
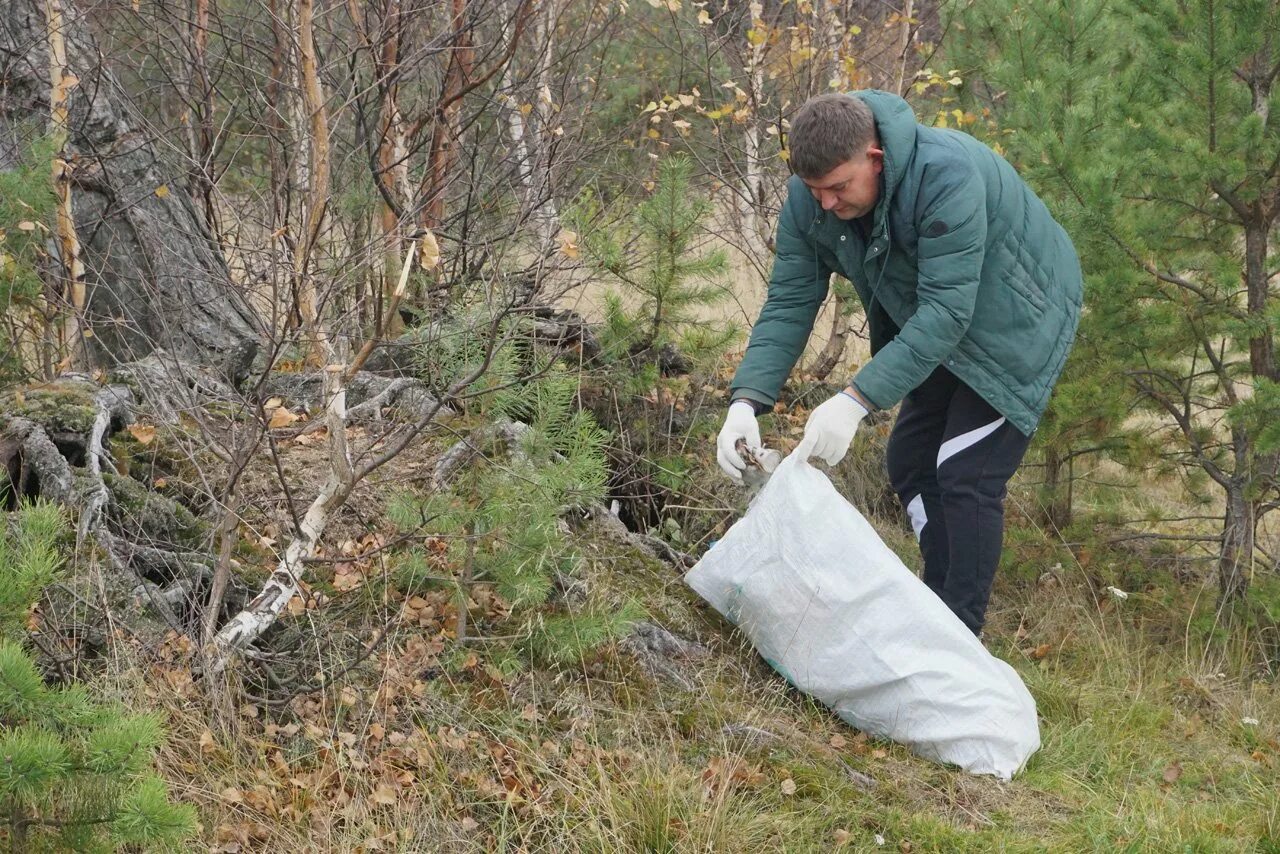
[370,785,397,806]
[780,778,797,795]
[418,229,441,271]
[220,786,244,804]
[558,229,580,259]
[154,184,169,198]
[128,423,156,445]
[268,407,299,429]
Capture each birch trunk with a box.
[44,0,88,371]
[293,0,329,364]
[741,1,766,250]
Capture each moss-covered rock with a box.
[0,384,98,434]
[103,471,207,548]
[108,424,219,513]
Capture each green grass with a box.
[133,512,1278,853]
[104,426,1278,853]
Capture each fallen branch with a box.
[207,365,353,672]
[263,371,447,423]
[208,348,489,671]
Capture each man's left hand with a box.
[795,388,869,466]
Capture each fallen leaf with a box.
[220,786,244,804]
[154,184,169,198]
[1030,643,1052,660]
[128,423,156,445]
[268,406,299,429]
[1162,762,1182,784]
[459,816,479,832]
[829,734,847,749]
[200,729,217,754]
[370,785,397,806]
[780,778,796,795]
[17,220,36,231]
[834,828,852,845]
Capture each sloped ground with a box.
[95,422,1280,853]
[20,365,1265,852]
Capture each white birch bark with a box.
[741,1,766,251]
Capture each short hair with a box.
[788,94,878,179]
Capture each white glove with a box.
[716,400,763,482]
[795,390,868,466]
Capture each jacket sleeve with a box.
[729,187,831,410]
[851,159,987,410]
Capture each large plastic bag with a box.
[685,453,1039,780]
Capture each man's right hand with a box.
[716,400,763,482]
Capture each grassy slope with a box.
[125,427,1279,853]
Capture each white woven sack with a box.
[685,453,1040,780]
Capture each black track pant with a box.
[885,366,1031,635]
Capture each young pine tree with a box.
[952,0,1280,603]
[390,356,640,666]
[575,155,740,394]
[0,136,58,382]
[0,502,195,852]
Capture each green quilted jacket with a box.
[730,90,1082,436]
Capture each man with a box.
[716,91,1082,636]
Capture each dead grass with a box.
[104,447,1280,852]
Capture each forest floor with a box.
[85,386,1280,854]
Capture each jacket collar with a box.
[853,89,916,211]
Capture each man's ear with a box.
[867,145,885,173]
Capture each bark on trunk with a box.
[807,293,848,381]
[1220,484,1253,603]
[1040,445,1073,531]
[0,0,262,380]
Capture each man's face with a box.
[801,144,884,220]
